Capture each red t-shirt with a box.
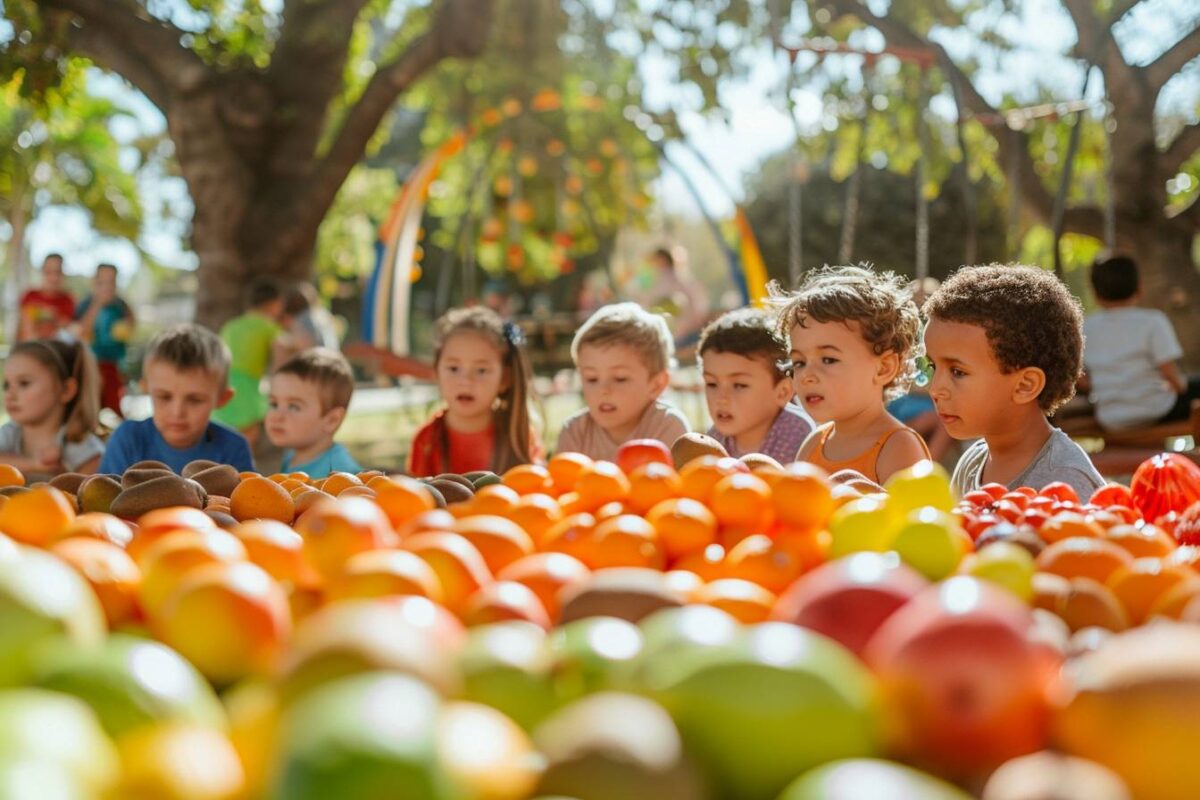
[406,411,545,477]
[19,289,76,339]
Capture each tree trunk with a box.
[1130,215,1200,369]
[4,197,30,342]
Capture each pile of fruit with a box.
[2,441,1200,800]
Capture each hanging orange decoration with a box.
[494,176,514,196]
[501,98,523,117]
[531,89,562,111]
[517,156,539,177]
[599,138,619,158]
[479,108,503,127]
[564,175,584,195]
[511,200,535,224]
[546,139,566,157]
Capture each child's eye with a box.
[821,357,838,365]
[951,368,967,379]
[289,403,302,412]
[734,383,748,390]
[704,381,717,389]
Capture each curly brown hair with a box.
[770,264,921,400]
[922,264,1084,413]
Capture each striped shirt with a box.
[708,403,814,464]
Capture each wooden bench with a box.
[1059,400,1200,474]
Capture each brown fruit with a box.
[49,473,88,495]
[129,460,172,472]
[558,568,685,625]
[670,432,728,470]
[435,473,476,490]
[182,459,221,479]
[77,474,123,514]
[429,479,474,506]
[190,464,241,498]
[110,474,207,519]
[122,468,174,490]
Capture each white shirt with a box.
[1083,307,1181,430]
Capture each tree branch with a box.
[1061,0,1137,97]
[1162,122,1200,174]
[37,0,209,99]
[277,0,497,248]
[63,16,168,108]
[1109,0,1143,24]
[1146,23,1200,90]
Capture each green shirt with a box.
[220,312,281,379]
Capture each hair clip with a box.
[914,355,933,388]
[502,321,525,348]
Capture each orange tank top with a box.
[806,424,931,484]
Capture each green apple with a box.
[32,634,227,738]
[546,617,643,705]
[0,688,118,793]
[891,508,969,581]
[625,604,741,691]
[0,547,105,686]
[828,497,899,559]
[884,460,956,512]
[459,621,557,731]
[438,701,542,800]
[779,758,971,799]
[0,757,88,800]
[963,542,1035,603]
[651,622,880,800]
[272,671,458,800]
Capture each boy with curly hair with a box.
[923,264,1104,499]
[776,265,930,483]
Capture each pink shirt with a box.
[556,401,689,462]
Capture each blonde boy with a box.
[99,324,254,474]
[557,302,689,461]
[265,348,361,478]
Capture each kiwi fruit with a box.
[110,474,206,519]
[422,483,447,509]
[122,468,174,490]
[189,464,241,498]
[428,478,473,506]
[469,472,502,488]
[48,473,88,495]
[434,473,476,490]
[181,459,221,479]
[77,474,122,513]
[128,460,172,473]
[670,432,728,470]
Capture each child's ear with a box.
[876,351,901,387]
[60,376,79,405]
[649,370,670,399]
[322,406,347,434]
[1011,367,1047,406]
[216,387,235,409]
[773,376,793,407]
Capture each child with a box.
[214,279,290,448]
[1,339,105,476]
[74,263,134,417]
[775,265,930,483]
[923,264,1105,499]
[100,324,254,475]
[557,302,689,461]
[408,307,543,476]
[1082,255,1200,430]
[698,308,812,463]
[265,348,361,478]
[18,253,76,342]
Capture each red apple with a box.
[864,576,1062,780]
[770,552,929,658]
[615,439,673,475]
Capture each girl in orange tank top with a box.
[774,266,933,484]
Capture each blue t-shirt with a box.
[99,418,254,475]
[281,443,361,479]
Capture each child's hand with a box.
[38,446,64,472]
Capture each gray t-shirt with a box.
[0,421,106,471]
[951,428,1106,500]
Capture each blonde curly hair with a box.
[770,264,922,401]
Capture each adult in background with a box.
[640,246,709,350]
[74,263,134,418]
[18,253,76,341]
[284,282,340,351]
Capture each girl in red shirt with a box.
[407,307,543,476]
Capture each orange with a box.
[268,473,290,484]
[678,456,744,505]
[462,581,551,629]
[357,470,385,482]
[403,531,494,614]
[1035,537,1134,584]
[646,498,718,560]
[593,501,626,522]
[278,478,306,493]
[0,464,25,487]
[238,471,259,481]
[1104,524,1176,558]
[1148,578,1200,620]
[230,476,295,524]
[50,537,141,627]
[586,514,664,570]
[541,513,599,564]
[325,548,443,604]
[574,461,631,510]
[453,515,535,574]
[664,569,705,600]
[497,552,590,621]
[337,486,377,500]
[470,484,521,517]
[321,471,364,496]
[156,561,291,684]
[725,534,805,594]
[694,579,776,623]
[547,452,594,494]
[718,526,759,550]
[0,485,75,545]
[1166,545,1200,573]
[710,473,774,530]
[396,509,457,540]
[292,488,334,518]
[373,475,437,528]
[1106,558,1194,624]
[774,527,832,573]
[232,519,316,587]
[507,493,564,547]
[771,462,834,532]
[53,512,134,548]
[501,464,553,496]
[671,543,727,581]
[129,507,218,562]
[627,462,682,515]
[138,528,249,617]
[288,472,312,483]
[556,491,588,516]
[1037,512,1104,545]
[295,496,396,580]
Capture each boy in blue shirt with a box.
[100,324,254,474]
[265,348,361,478]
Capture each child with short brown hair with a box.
[266,348,360,478]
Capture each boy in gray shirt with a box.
[922,265,1105,501]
